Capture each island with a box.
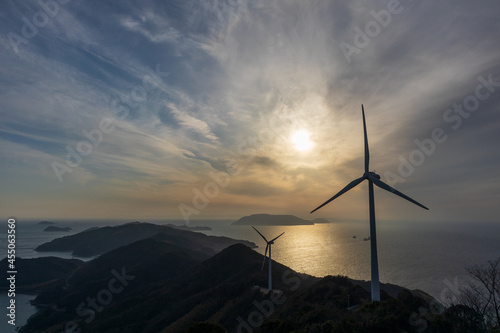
[38,221,56,225]
[43,226,72,232]
[232,214,315,225]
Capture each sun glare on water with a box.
[291,129,314,151]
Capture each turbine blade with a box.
[362,105,370,173]
[311,176,365,213]
[369,175,429,210]
[270,232,285,242]
[261,244,269,270]
[252,226,268,242]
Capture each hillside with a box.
[0,257,83,293]
[19,240,461,333]
[35,222,256,257]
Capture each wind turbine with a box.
[252,226,285,291]
[311,105,428,302]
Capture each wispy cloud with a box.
[0,0,499,221]
[119,12,182,44]
[166,102,219,142]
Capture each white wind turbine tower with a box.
[252,226,285,291]
[311,105,429,302]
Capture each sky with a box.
[1,0,499,223]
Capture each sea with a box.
[1,219,500,332]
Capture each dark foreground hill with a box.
[0,257,83,293]
[22,241,306,333]
[19,241,476,333]
[18,222,489,333]
[35,221,256,257]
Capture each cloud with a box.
[0,0,499,221]
[166,102,219,142]
[119,13,182,44]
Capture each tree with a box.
[460,257,500,329]
[443,304,487,333]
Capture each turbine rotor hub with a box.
[364,171,381,179]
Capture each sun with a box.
[291,129,314,151]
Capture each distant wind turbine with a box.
[252,226,285,291]
[311,105,429,302]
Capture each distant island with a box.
[43,226,72,232]
[38,221,56,225]
[232,214,331,226]
[233,214,314,225]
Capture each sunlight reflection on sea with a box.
[197,220,500,300]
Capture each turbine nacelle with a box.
[363,171,380,180]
